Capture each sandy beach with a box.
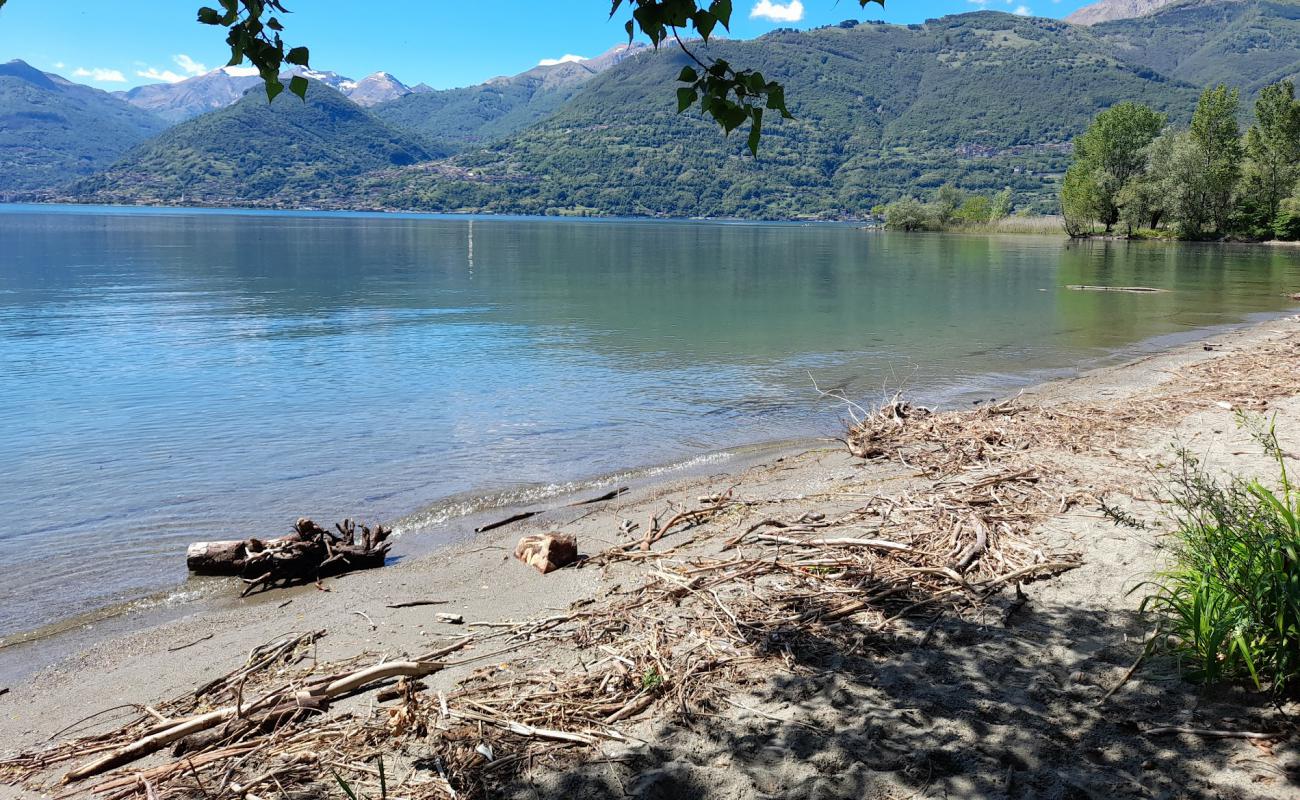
[4,312,1300,799]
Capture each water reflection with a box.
[0,205,1296,636]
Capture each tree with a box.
[0,0,886,156]
[956,195,993,224]
[990,187,1014,220]
[1069,101,1165,231]
[1155,129,1212,238]
[1241,80,1300,229]
[1060,163,1099,237]
[932,183,965,225]
[1118,129,1175,232]
[1189,84,1242,235]
[882,197,932,231]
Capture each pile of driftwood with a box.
[187,518,392,595]
[5,330,1298,799]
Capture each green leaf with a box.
[264,78,284,102]
[677,66,698,83]
[624,19,635,42]
[288,75,309,100]
[197,7,223,25]
[332,769,359,800]
[766,85,794,119]
[694,11,716,42]
[710,0,733,29]
[285,46,310,66]
[676,87,697,113]
[747,107,763,157]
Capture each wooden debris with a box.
[475,511,539,534]
[385,599,448,609]
[186,518,391,596]
[9,330,1300,800]
[1066,284,1166,293]
[567,487,628,506]
[435,613,465,625]
[514,533,579,574]
[1144,725,1283,740]
[165,634,213,653]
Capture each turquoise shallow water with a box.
[1,204,1298,637]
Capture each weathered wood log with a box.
[186,533,299,575]
[186,518,393,595]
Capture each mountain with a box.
[0,59,167,192]
[351,13,1200,218]
[1090,0,1300,93]
[119,67,415,122]
[1066,0,1178,25]
[118,67,261,123]
[370,43,649,149]
[76,80,436,206]
[345,72,413,106]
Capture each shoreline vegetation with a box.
[1061,81,1300,243]
[4,314,1300,798]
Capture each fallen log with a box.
[186,518,392,595]
[1066,284,1165,293]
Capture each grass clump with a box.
[1140,415,1300,693]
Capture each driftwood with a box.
[187,518,392,595]
[1066,284,1165,293]
[1144,725,1283,740]
[474,511,539,534]
[62,639,469,784]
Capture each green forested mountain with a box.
[65,6,1300,218]
[1092,0,1300,93]
[0,60,166,192]
[369,44,648,151]
[76,80,436,206]
[354,13,1200,218]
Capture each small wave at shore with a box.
[389,449,741,536]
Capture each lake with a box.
[2,204,1297,639]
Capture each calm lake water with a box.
[2,204,1298,638]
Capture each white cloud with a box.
[136,67,187,83]
[537,54,586,66]
[750,0,804,23]
[135,54,210,84]
[174,54,207,76]
[52,61,65,69]
[72,67,126,83]
[967,0,992,6]
[1013,4,1033,14]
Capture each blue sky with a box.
[0,0,1096,90]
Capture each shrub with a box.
[1139,416,1300,693]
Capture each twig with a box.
[1144,726,1283,740]
[386,600,449,609]
[167,634,214,653]
[474,511,539,534]
[568,487,629,507]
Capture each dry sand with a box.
[4,314,1300,799]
